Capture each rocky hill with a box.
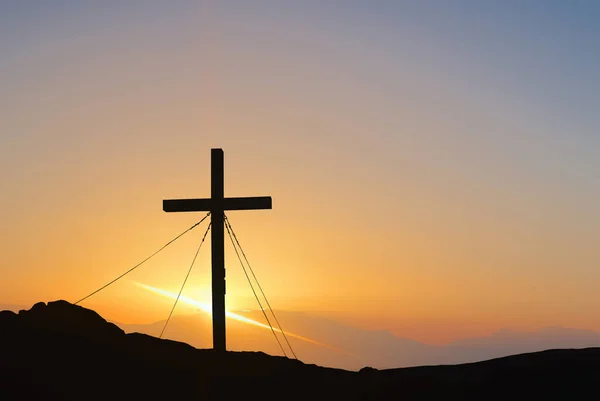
[1,301,600,400]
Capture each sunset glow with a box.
[3,2,600,367]
[135,282,349,354]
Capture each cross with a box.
[162,148,272,352]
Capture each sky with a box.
[1,1,600,345]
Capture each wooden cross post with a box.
[162,148,272,352]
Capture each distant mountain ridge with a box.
[3,301,600,400]
[115,309,600,370]
[0,303,28,312]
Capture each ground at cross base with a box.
[1,301,600,401]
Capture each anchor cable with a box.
[225,215,298,359]
[74,213,210,305]
[225,214,297,359]
[224,216,288,358]
[160,222,211,338]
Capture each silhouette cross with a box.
[163,148,272,351]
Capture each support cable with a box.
[225,215,298,359]
[74,213,210,305]
[224,218,288,358]
[160,222,211,338]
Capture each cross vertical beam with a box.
[210,148,226,352]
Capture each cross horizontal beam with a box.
[163,196,272,212]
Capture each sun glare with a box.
[134,282,350,354]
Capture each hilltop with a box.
[1,301,600,400]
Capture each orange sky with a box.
[2,2,600,346]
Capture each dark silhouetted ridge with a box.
[2,301,600,400]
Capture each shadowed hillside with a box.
[2,301,600,400]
